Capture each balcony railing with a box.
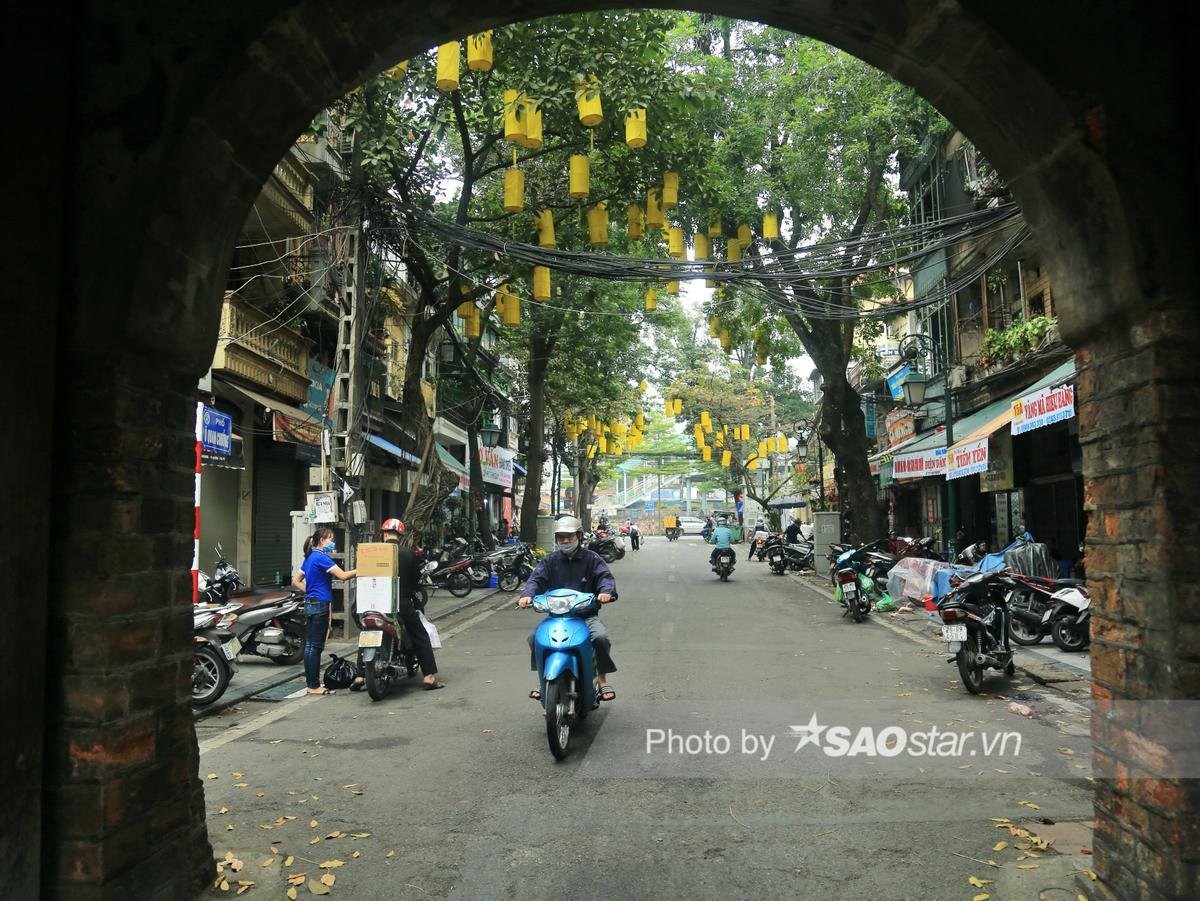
[212,294,312,403]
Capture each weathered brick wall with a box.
[1078,311,1200,898]
[41,362,212,898]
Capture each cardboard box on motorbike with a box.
[357,542,399,576]
[357,576,397,614]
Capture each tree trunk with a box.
[466,420,495,550]
[817,367,881,544]
[519,337,549,543]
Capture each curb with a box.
[196,587,511,717]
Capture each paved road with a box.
[198,536,1094,899]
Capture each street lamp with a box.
[897,333,957,559]
[479,418,502,448]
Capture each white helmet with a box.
[554,515,583,535]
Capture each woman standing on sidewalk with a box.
[292,527,356,696]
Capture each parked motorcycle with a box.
[191,605,239,707]
[712,548,736,581]
[219,591,306,665]
[526,589,604,760]
[748,531,778,562]
[420,556,474,597]
[494,543,536,592]
[937,570,1017,694]
[833,567,875,622]
[1043,584,1091,652]
[1006,573,1088,645]
[586,530,626,564]
[767,539,814,574]
[199,543,296,607]
[357,606,421,701]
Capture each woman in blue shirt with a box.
[292,527,357,695]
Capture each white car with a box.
[675,516,706,534]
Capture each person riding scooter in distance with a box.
[708,517,735,570]
[518,515,618,702]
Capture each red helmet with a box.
[381,518,405,534]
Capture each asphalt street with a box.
[197,536,1096,899]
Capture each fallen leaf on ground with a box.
[218,878,230,891]
[260,857,276,867]
[309,838,321,845]
[310,820,318,828]
[969,876,994,887]
[236,881,254,896]
[326,831,344,839]
[993,841,1008,852]
[342,784,358,789]
[270,740,284,745]
[232,772,244,778]
[1016,863,1039,869]
[234,783,249,788]
[208,774,219,780]
[219,807,230,815]
[320,874,336,887]
[318,860,345,869]
[284,856,294,866]
[351,832,371,838]
[350,790,364,796]
[226,825,234,831]
[482,729,494,734]
[1020,801,1040,810]
[286,889,297,900]
[307,879,330,896]
[989,817,1010,823]
[1083,869,1097,880]
[287,873,307,885]
[256,792,265,798]
[351,851,360,859]
[385,850,395,858]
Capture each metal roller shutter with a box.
[252,439,303,586]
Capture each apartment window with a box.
[1028,291,1046,318]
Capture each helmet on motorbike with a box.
[381,518,405,535]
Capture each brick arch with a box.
[12,3,1194,898]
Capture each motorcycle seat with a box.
[227,588,297,610]
[1054,577,1085,587]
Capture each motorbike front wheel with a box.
[957,634,985,694]
[191,644,230,707]
[544,675,574,761]
[365,635,395,702]
[1051,616,1088,652]
[468,565,490,588]
[499,570,521,592]
[446,572,472,598]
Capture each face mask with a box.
[322,541,336,553]
[558,540,579,555]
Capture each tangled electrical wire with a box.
[390,202,1028,321]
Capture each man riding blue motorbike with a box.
[708,517,735,570]
[518,515,618,702]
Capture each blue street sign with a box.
[885,364,912,401]
[201,406,233,456]
[644,502,656,513]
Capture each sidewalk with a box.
[792,571,1093,686]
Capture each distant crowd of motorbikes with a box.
[192,525,632,709]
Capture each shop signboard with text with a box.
[885,408,916,448]
[980,429,1014,492]
[946,436,989,480]
[478,444,514,488]
[892,446,946,480]
[1011,382,1075,435]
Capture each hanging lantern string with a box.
[387,203,1028,321]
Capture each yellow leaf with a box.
[969,876,994,887]
[232,772,244,778]
[310,820,319,828]
[308,879,330,896]
[385,850,395,858]
[260,857,276,867]
[990,817,1011,823]
[320,873,336,887]
[351,832,371,838]
[208,774,220,780]
[309,837,321,845]
[482,729,494,734]
[287,873,307,885]
[284,856,294,867]
[350,790,364,796]
[342,784,358,789]
[219,807,229,815]
[318,859,345,869]
[986,860,999,867]
[234,783,249,788]
[1084,869,1097,880]
[1017,863,1039,869]
[255,792,265,798]
[973,895,989,901]
[1020,801,1040,810]
[287,889,297,901]
[269,739,284,745]
[351,851,360,859]
[226,825,234,831]
[993,841,1008,852]
[325,831,344,839]
[219,879,230,892]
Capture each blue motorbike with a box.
[528,589,602,760]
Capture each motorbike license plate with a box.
[841,583,857,596]
[222,637,241,660]
[358,630,383,648]
[942,624,968,642]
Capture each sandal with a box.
[529,689,541,701]
[423,680,446,691]
[599,687,616,702]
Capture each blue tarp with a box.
[930,532,1034,599]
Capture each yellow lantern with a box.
[503,90,524,144]
[758,440,767,458]
[664,400,673,417]
[673,398,682,415]
[667,280,680,296]
[497,284,520,326]
[467,31,493,71]
[709,317,720,338]
[694,233,710,261]
[598,435,608,454]
[763,212,779,240]
[569,155,590,199]
[714,430,724,448]
[646,189,663,228]
[721,449,732,467]
[587,202,609,247]
[738,223,752,244]
[766,436,777,453]
[742,424,751,441]
[700,411,712,431]
[748,457,759,470]
[702,446,712,462]
[635,411,645,427]
[708,212,722,238]
[668,227,684,259]
[719,329,730,350]
[627,204,644,240]
[625,109,647,148]
[662,172,679,208]
[385,60,408,79]
[503,167,525,213]
[587,444,597,460]
[520,97,543,149]
[576,76,603,126]
[536,210,555,248]
[456,284,474,318]
[645,288,657,311]
[727,238,742,261]
[435,42,460,92]
[465,307,481,338]
[694,424,705,444]
[533,266,551,301]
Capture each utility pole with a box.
[329,135,367,637]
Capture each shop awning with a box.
[365,433,420,465]
[513,461,527,476]
[218,379,321,446]
[434,442,471,490]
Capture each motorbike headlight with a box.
[548,595,574,615]
[531,596,550,613]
